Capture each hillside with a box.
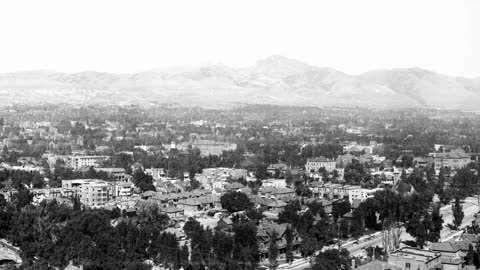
[0,56,479,109]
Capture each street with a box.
[279,196,480,270]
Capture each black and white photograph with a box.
[0,0,479,269]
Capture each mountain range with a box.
[1,55,479,110]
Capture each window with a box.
[405,263,411,268]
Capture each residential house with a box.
[257,223,301,260]
[267,163,289,177]
[159,206,184,219]
[430,242,461,259]
[388,247,441,270]
[216,218,233,231]
[224,182,245,192]
[267,200,287,214]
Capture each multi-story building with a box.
[112,182,133,197]
[62,179,114,207]
[62,179,90,195]
[192,140,237,157]
[434,149,471,174]
[145,168,167,181]
[95,167,129,182]
[67,155,108,170]
[306,157,336,173]
[80,180,112,208]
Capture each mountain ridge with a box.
[0,56,479,110]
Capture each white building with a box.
[306,157,336,173]
[348,188,379,204]
[262,179,287,189]
[67,155,107,170]
[62,179,114,208]
[80,180,112,208]
[145,168,167,181]
[113,182,133,197]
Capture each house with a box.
[430,242,461,259]
[141,190,156,200]
[159,206,184,219]
[267,200,287,214]
[216,218,233,231]
[163,228,187,241]
[224,182,245,192]
[257,223,301,261]
[388,247,441,270]
[177,198,202,211]
[441,258,463,270]
[267,163,289,177]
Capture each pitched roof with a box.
[436,149,470,159]
[430,242,461,253]
[160,206,184,213]
[268,200,287,208]
[164,228,186,239]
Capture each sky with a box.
[0,0,478,77]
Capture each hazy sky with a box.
[0,0,478,77]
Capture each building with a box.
[80,180,112,208]
[434,149,471,174]
[62,179,91,195]
[348,188,379,204]
[262,179,288,189]
[112,182,133,197]
[388,247,441,270]
[145,168,167,181]
[257,223,301,261]
[67,155,107,170]
[306,157,336,173]
[195,168,247,189]
[159,206,184,219]
[430,242,461,259]
[266,163,289,177]
[192,140,237,157]
[62,179,113,208]
[94,167,129,182]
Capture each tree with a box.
[332,200,351,220]
[132,169,156,192]
[278,201,301,226]
[312,249,351,270]
[406,214,428,248]
[467,244,475,265]
[428,205,443,243]
[299,236,317,265]
[285,227,294,264]
[268,231,279,270]
[232,221,258,269]
[220,192,253,213]
[452,197,464,229]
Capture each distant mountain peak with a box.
[0,56,479,110]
